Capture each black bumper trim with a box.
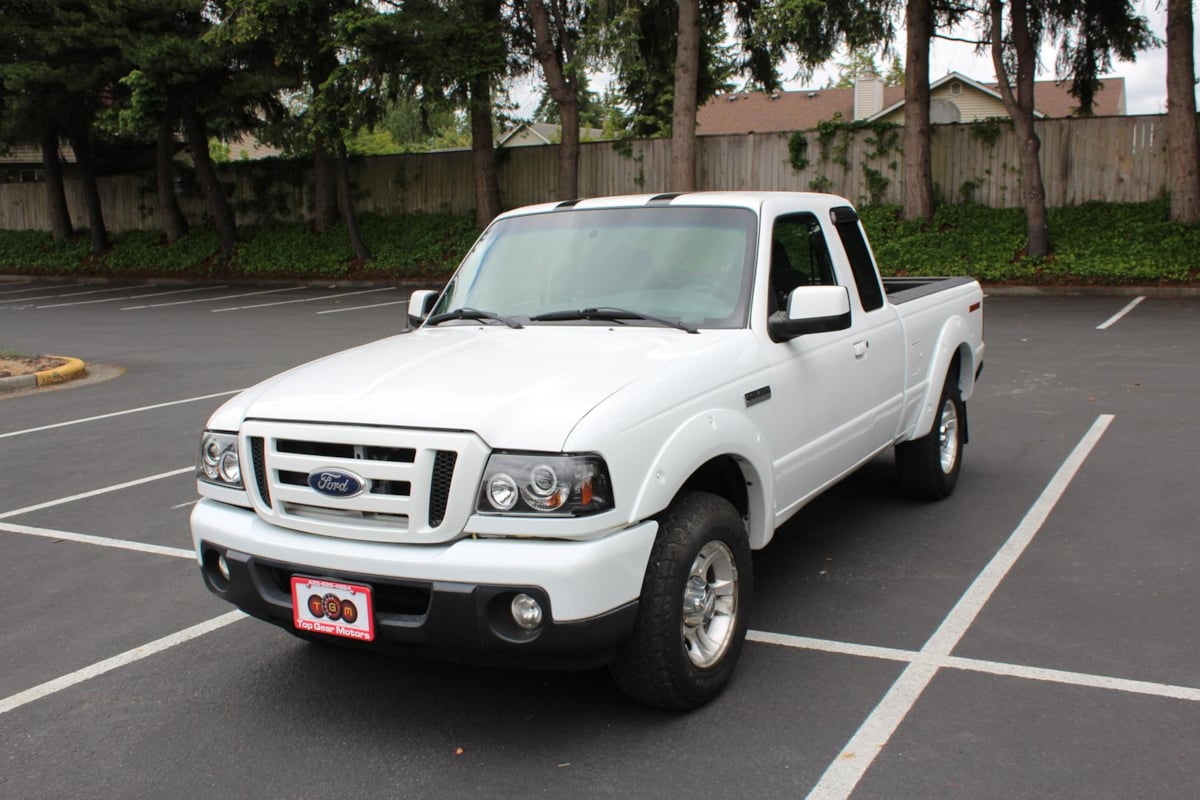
[198,543,638,670]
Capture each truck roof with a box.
[494,191,855,221]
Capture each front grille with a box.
[277,439,416,464]
[241,421,480,544]
[277,470,411,496]
[428,451,457,527]
[250,437,271,508]
[279,501,409,530]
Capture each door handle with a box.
[853,340,869,359]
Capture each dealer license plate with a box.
[291,576,375,642]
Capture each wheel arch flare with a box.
[628,408,775,550]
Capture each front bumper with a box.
[190,499,658,668]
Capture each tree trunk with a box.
[181,104,237,259]
[670,0,700,192]
[313,136,340,232]
[67,113,109,256]
[557,100,581,200]
[1166,0,1200,224]
[990,0,1049,258]
[469,71,501,226]
[335,139,371,263]
[902,0,935,220]
[41,126,73,242]
[528,0,580,200]
[156,112,189,243]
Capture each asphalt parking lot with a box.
[1,279,1197,799]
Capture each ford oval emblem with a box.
[307,468,366,498]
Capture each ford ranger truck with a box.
[191,192,985,709]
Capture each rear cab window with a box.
[831,207,884,312]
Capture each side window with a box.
[769,213,836,311]
[832,211,884,312]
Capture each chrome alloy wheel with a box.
[938,397,960,474]
[680,541,739,668]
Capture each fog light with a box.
[510,593,543,630]
[217,554,231,581]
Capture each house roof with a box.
[497,121,607,147]
[697,73,1126,135]
[867,71,1048,121]
[0,142,76,165]
[1014,77,1125,118]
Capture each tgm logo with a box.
[307,468,366,498]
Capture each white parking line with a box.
[806,413,1115,800]
[0,467,194,521]
[941,656,1200,703]
[0,521,194,559]
[0,390,241,440]
[0,611,245,716]
[0,281,88,297]
[38,285,227,309]
[1096,296,1146,330]
[316,299,410,315]
[3,285,140,303]
[748,630,1200,704]
[0,281,42,295]
[122,285,305,310]
[211,286,396,313]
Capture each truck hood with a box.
[209,325,741,451]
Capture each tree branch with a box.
[933,33,989,46]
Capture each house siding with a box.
[877,85,1010,125]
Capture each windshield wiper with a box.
[425,307,523,329]
[529,307,698,334]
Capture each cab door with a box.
[829,208,905,451]
[748,209,878,524]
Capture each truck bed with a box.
[883,275,978,305]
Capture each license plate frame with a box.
[291,576,375,642]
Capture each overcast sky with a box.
[783,0,1189,115]
[514,1,1192,119]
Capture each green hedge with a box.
[0,200,1197,285]
[860,199,1200,285]
[0,213,479,280]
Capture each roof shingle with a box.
[697,76,1125,136]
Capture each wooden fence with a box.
[0,114,1171,232]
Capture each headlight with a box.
[198,431,243,489]
[476,453,613,517]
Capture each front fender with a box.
[629,409,775,550]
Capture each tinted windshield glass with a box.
[431,206,758,329]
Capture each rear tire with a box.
[896,366,964,500]
[610,491,753,710]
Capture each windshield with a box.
[430,206,758,330]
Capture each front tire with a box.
[896,366,964,500]
[610,491,753,709]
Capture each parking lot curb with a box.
[36,355,87,386]
[0,355,87,394]
[981,284,1200,297]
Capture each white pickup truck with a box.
[191,192,984,708]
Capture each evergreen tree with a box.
[377,0,512,226]
[521,0,588,199]
[0,0,127,254]
[986,0,1152,257]
[1166,0,1200,223]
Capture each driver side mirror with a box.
[407,289,439,330]
[768,285,851,342]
